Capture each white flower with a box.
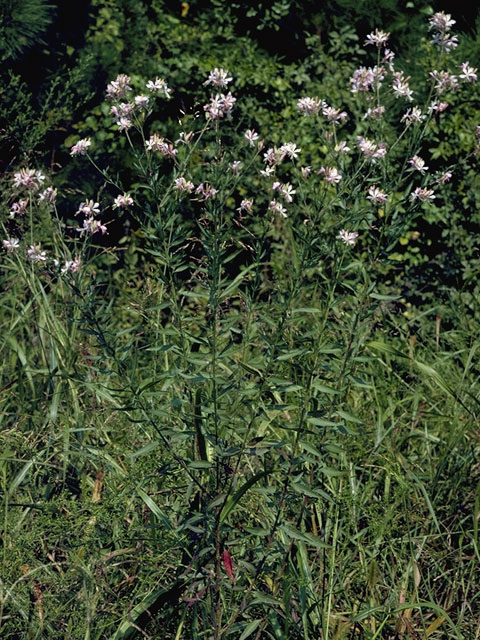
[78,200,100,216]
[279,183,296,203]
[318,166,342,183]
[392,71,413,101]
[337,230,358,246]
[410,187,435,202]
[106,74,131,99]
[244,129,259,146]
[13,169,46,192]
[296,97,324,116]
[301,166,312,178]
[365,29,390,47]
[260,166,275,177]
[459,62,478,83]
[116,117,133,131]
[357,137,387,162]
[61,258,81,274]
[383,48,395,69]
[401,107,424,124]
[145,134,177,157]
[363,106,385,120]
[9,199,29,218]
[77,217,107,235]
[322,105,348,124]
[113,193,134,208]
[229,160,241,174]
[70,138,91,156]
[429,12,455,32]
[367,186,388,204]
[335,141,351,154]
[38,187,57,204]
[408,155,429,174]
[134,94,150,109]
[27,244,48,262]
[204,92,236,120]
[2,237,20,252]
[173,177,195,193]
[280,142,301,160]
[237,199,253,213]
[429,70,458,94]
[269,200,287,217]
[146,77,171,99]
[431,33,458,51]
[204,68,233,88]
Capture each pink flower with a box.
[410,187,435,202]
[350,66,385,93]
[13,169,46,192]
[9,199,29,218]
[237,199,253,214]
[204,92,236,119]
[408,155,429,174]
[437,171,452,184]
[429,70,458,94]
[367,186,388,204]
[113,193,134,208]
[61,258,81,274]
[357,137,387,162]
[174,177,195,193]
[78,200,100,216]
[318,166,342,183]
[195,183,218,200]
[429,12,455,32]
[322,104,348,124]
[106,74,131,99]
[70,138,91,156]
[77,218,107,235]
[297,97,323,116]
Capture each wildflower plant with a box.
[2,11,480,640]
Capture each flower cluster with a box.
[357,137,387,162]
[429,12,458,52]
[13,169,46,192]
[204,92,237,120]
[145,134,177,157]
[70,138,91,157]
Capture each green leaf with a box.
[137,488,173,530]
[219,471,270,524]
[239,620,262,640]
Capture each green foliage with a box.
[0,0,55,62]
